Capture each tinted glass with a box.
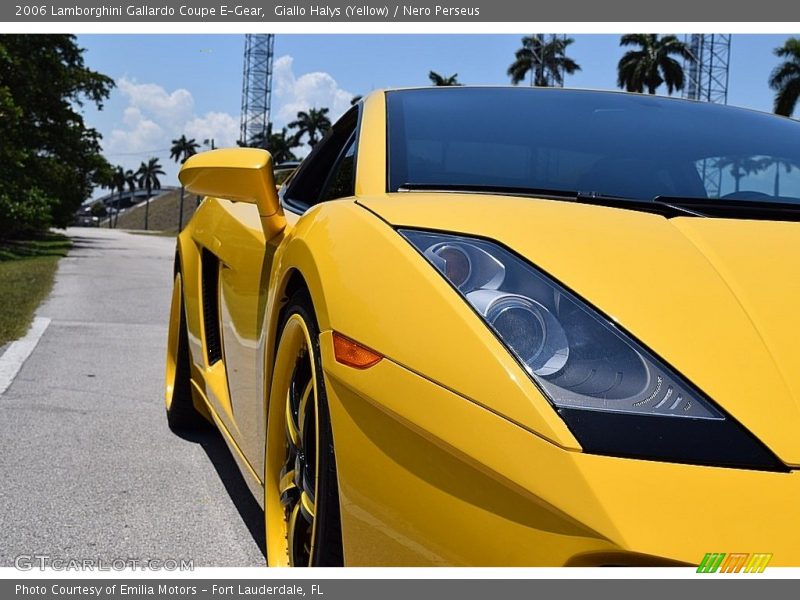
[285,107,358,209]
[321,135,356,201]
[387,88,800,203]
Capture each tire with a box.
[165,272,206,432]
[265,288,343,567]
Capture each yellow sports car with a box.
[165,87,800,567]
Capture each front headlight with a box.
[402,229,785,471]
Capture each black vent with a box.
[201,249,222,364]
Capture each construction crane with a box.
[529,34,569,87]
[682,34,732,105]
[682,35,732,198]
[239,34,275,147]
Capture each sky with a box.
[76,33,796,195]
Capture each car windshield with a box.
[386,88,800,205]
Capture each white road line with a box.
[0,316,51,396]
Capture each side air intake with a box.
[201,249,223,365]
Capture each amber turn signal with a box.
[332,332,383,369]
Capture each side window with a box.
[320,135,356,202]
[283,107,358,212]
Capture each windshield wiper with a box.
[654,196,800,222]
[398,182,579,199]
[397,183,703,218]
[398,183,800,222]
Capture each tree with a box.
[136,157,165,231]
[117,169,137,228]
[0,35,114,237]
[617,34,695,95]
[266,128,299,164]
[428,71,461,86]
[715,156,766,193]
[90,201,107,218]
[769,37,800,117]
[247,126,300,164]
[769,158,795,197]
[110,166,126,229]
[507,36,581,87]
[289,108,331,148]
[170,135,200,231]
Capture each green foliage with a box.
[0,35,114,238]
[0,189,55,238]
[616,34,694,95]
[90,201,107,217]
[429,71,461,86]
[508,36,580,87]
[289,107,332,148]
[170,135,200,165]
[769,37,800,117]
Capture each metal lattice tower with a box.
[239,34,275,147]
[683,34,731,104]
[530,34,569,87]
[682,35,732,197]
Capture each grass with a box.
[110,188,198,233]
[0,233,71,346]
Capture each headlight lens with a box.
[415,230,720,419]
[402,229,785,471]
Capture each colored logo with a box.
[697,553,773,573]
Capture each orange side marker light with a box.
[332,332,383,369]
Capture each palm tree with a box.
[288,107,331,148]
[267,127,300,164]
[136,157,165,231]
[715,156,766,194]
[101,175,116,229]
[248,127,300,164]
[769,37,800,116]
[170,135,200,232]
[770,158,795,197]
[428,71,461,86]
[617,34,695,95]
[507,35,581,87]
[115,169,137,228]
[110,166,126,229]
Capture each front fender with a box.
[265,200,578,451]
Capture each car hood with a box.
[359,193,800,466]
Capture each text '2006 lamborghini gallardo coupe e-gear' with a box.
[164,87,800,567]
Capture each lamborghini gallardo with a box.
[165,87,800,567]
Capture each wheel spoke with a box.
[279,469,298,508]
[286,503,301,565]
[285,389,301,449]
[300,490,316,522]
[297,380,314,438]
[276,333,320,567]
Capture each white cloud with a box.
[108,106,163,156]
[100,59,353,191]
[103,78,233,185]
[184,112,239,149]
[116,78,194,124]
[272,55,354,128]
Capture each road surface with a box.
[0,228,264,568]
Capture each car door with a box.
[220,107,360,478]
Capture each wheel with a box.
[165,271,206,431]
[265,289,343,567]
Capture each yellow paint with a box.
[166,89,800,566]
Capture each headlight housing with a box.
[402,229,785,471]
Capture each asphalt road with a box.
[0,228,265,568]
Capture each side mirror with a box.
[179,148,286,238]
